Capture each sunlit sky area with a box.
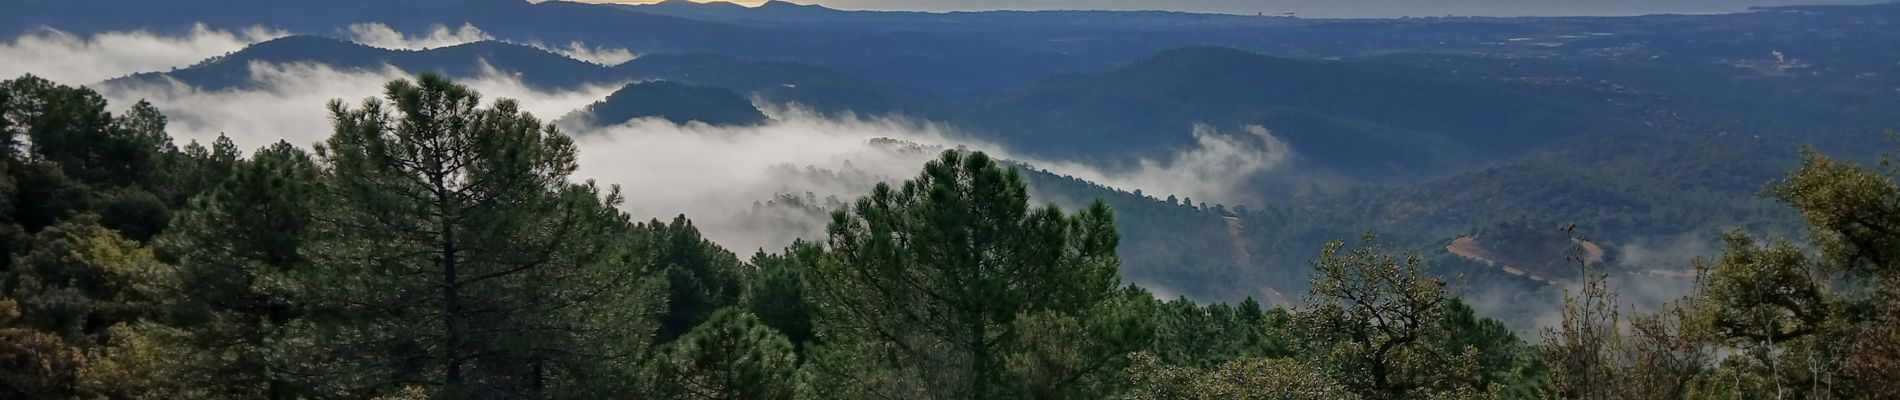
[575,0,1887,17]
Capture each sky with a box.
[580,0,1886,17]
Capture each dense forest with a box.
[2,73,1897,399]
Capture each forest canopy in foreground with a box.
[1,74,1896,399]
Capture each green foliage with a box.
[305,73,662,397]
[1122,352,1357,400]
[1439,299,1545,399]
[1006,287,1158,399]
[807,150,1128,399]
[74,322,205,399]
[747,240,822,355]
[563,81,769,128]
[1148,296,1291,367]
[4,220,168,343]
[37,70,1900,400]
[0,297,86,398]
[1694,232,1833,347]
[650,308,799,400]
[1017,167,1247,301]
[0,75,241,399]
[1294,234,1490,400]
[644,214,747,343]
[1771,147,1900,282]
[1533,143,1900,400]
[138,141,322,399]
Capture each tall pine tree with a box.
[807,150,1125,399]
[309,74,658,398]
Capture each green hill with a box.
[560,81,768,128]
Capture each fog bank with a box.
[0,24,285,84]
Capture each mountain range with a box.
[118,36,1642,183]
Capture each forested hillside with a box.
[958,46,1632,178]
[61,16,1879,329]
[121,37,1644,183]
[6,1,1900,398]
[4,73,1897,399]
[558,81,768,128]
[117,36,620,91]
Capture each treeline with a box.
[0,73,1894,399]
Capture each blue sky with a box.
[588,0,1886,17]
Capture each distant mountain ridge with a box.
[108,35,920,116]
[118,36,619,90]
[949,46,1638,181]
[118,37,1643,185]
[612,53,939,117]
[0,0,1098,95]
[614,0,1296,30]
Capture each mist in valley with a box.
[7,3,1895,398]
[9,25,1287,254]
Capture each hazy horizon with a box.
[577,0,1891,18]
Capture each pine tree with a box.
[807,150,1124,399]
[1121,352,1357,400]
[645,214,746,343]
[309,74,657,398]
[747,240,822,355]
[145,141,321,399]
[651,308,798,400]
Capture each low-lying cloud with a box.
[1031,124,1290,205]
[1616,232,1721,273]
[97,61,1281,251]
[1459,232,1722,334]
[571,111,964,251]
[0,24,286,84]
[98,61,626,149]
[4,23,1281,252]
[569,112,1291,251]
[100,67,915,250]
[525,40,639,66]
[344,22,493,50]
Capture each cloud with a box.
[1,22,1276,251]
[0,24,286,85]
[569,109,974,251]
[344,22,638,65]
[568,111,1289,251]
[84,53,1277,252]
[97,61,626,151]
[90,60,943,250]
[1025,124,1290,205]
[344,22,493,50]
[1615,232,1721,273]
[527,40,639,66]
[1458,236,1711,335]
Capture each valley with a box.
[2,1,1897,398]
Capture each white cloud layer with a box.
[0,24,286,85]
[97,60,1281,250]
[97,61,626,150]
[2,24,1278,251]
[121,71,1265,251]
[1030,124,1289,205]
[570,110,1290,250]
[527,40,639,66]
[344,22,493,50]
